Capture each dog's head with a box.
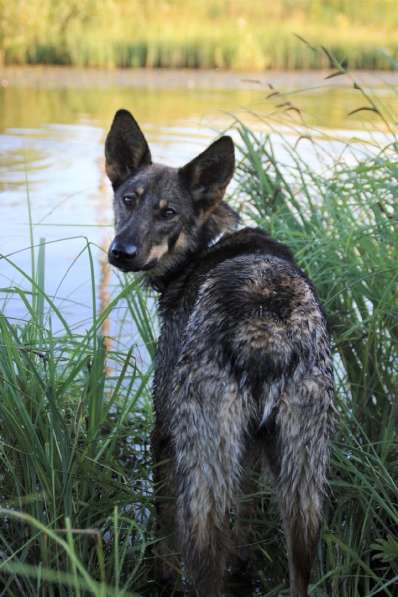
[105,109,236,278]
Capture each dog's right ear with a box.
[105,109,152,189]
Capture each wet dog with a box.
[105,109,334,597]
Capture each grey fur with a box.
[105,109,335,597]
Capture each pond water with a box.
[1,67,397,345]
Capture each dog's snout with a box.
[110,239,137,260]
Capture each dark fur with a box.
[105,110,335,597]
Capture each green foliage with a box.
[0,0,397,70]
[0,237,157,595]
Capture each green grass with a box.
[1,0,398,71]
[1,89,398,594]
[0,239,157,595]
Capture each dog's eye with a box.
[122,193,137,207]
[161,208,177,219]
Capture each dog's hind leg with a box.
[229,442,264,593]
[272,381,333,597]
[171,362,252,597]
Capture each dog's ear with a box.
[179,136,235,209]
[105,109,152,189]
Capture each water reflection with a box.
[0,68,396,336]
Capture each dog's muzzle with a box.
[108,238,139,271]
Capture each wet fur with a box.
[105,110,335,597]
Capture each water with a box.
[1,67,397,338]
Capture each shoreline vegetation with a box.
[1,0,397,71]
[1,79,397,594]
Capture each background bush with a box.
[0,0,397,70]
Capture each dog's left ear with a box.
[105,109,152,189]
[179,136,235,208]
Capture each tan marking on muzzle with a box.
[145,240,169,265]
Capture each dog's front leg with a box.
[151,427,181,594]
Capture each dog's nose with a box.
[110,239,137,260]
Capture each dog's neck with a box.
[145,201,240,293]
[152,224,299,315]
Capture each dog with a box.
[105,109,334,597]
